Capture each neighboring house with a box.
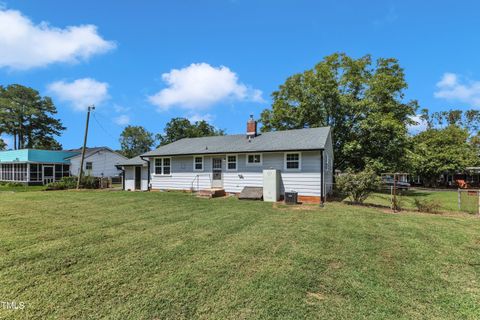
[67,147,127,178]
[0,149,78,185]
[116,156,149,191]
[133,116,334,203]
[0,147,127,185]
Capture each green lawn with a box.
[1,191,480,319]
[364,189,462,212]
[0,184,45,192]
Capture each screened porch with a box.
[0,163,70,185]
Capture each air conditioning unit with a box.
[263,169,280,202]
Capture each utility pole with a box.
[77,105,95,189]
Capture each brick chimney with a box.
[246,114,257,138]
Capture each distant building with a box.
[0,147,127,185]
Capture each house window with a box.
[155,158,171,175]
[285,153,301,170]
[246,154,262,165]
[86,162,93,170]
[227,155,237,171]
[194,156,203,171]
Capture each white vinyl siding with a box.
[69,150,126,177]
[151,172,212,190]
[147,152,325,197]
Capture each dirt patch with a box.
[306,291,326,304]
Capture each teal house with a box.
[0,149,79,185]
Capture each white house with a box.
[127,117,333,204]
[67,147,127,178]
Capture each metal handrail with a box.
[190,174,212,192]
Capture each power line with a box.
[92,113,118,141]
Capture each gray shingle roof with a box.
[142,127,331,157]
[116,156,147,166]
[65,147,127,160]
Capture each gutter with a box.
[140,148,325,158]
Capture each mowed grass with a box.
[0,184,45,192]
[365,189,462,212]
[1,191,480,319]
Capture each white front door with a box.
[212,158,223,188]
[43,165,54,185]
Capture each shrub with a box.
[59,176,77,189]
[45,176,100,190]
[45,181,69,190]
[414,198,441,214]
[80,175,100,189]
[5,182,24,187]
[336,167,381,204]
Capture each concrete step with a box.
[196,188,226,198]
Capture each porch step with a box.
[196,188,226,198]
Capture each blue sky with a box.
[1,0,479,149]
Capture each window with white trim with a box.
[155,158,171,175]
[246,153,262,165]
[227,155,237,170]
[86,162,93,170]
[194,156,203,171]
[285,153,301,170]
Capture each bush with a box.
[336,167,381,204]
[45,181,69,190]
[414,198,441,214]
[45,176,100,190]
[4,182,24,187]
[80,175,100,189]
[59,176,77,189]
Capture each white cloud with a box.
[434,72,480,107]
[188,113,214,123]
[408,115,428,135]
[148,63,264,111]
[0,8,115,70]
[114,115,130,126]
[113,104,130,113]
[47,78,109,111]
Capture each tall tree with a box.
[408,125,479,186]
[260,53,417,172]
[419,108,480,133]
[119,125,155,158]
[157,118,225,146]
[0,84,64,150]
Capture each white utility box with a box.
[263,169,281,202]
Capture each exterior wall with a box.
[124,166,149,191]
[150,156,213,191]
[148,151,326,197]
[70,150,126,177]
[223,152,322,197]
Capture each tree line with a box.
[2,52,479,187]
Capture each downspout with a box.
[320,149,325,207]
